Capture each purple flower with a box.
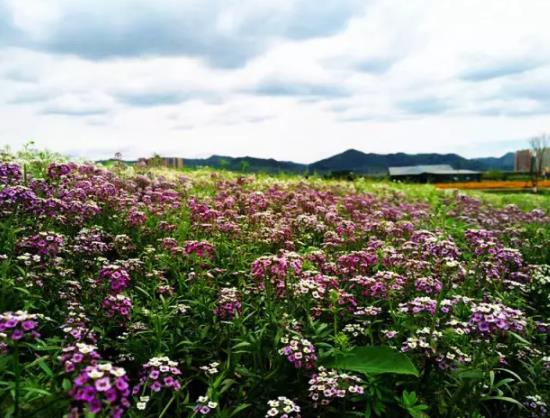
[95,377,112,392]
[478,322,490,332]
[5,319,17,328]
[115,378,129,391]
[105,388,118,402]
[89,399,102,413]
[78,386,97,403]
[72,353,84,363]
[11,330,24,340]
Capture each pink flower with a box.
[95,377,112,392]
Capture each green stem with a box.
[14,345,21,418]
[158,393,176,418]
[333,310,338,338]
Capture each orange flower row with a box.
[435,180,550,190]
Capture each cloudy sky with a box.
[1,0,549,163]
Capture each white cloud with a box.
[1,0,550,161]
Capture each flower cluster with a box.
[251,251,303,296]
[337,250,377,276]
[342,323,366,338]
[173,303,190,315]
[523,395,548,418]
[415,276,443,295]
[351,271,406,298]
[61,302,97,344]
[0,162,22,184]
[468,302,527,336]
[183,240,215,258]
[194,395,219,415]
[528,264,550,310]
[279,335,317,369]
[134,356,182,394]
[399,297,438,316]
[435,346,472,369]
[60,342,101,373]
[69,362,130,418]
[401,327,442,357]
[127,208,146,226]
[308,367,365,406]
[18,231,65,258]
[98,265,131,294]
[200,361,220,376]
[214,287,241,320]
[293,274,327,301]
[0,311,41,348]
[265,397,301,417]
[73,227,111,257]
[101,294,132,320]
[47,162,74,179]
[353,305,382,317]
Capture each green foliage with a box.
[399,390,429,418]
[325,346,419,377]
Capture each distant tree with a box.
[149,153,163,168]
[240,160,250,172]
[112,151,125,173]
[482,170,505,181]
[529,133,549,192]
[0,145,11,160]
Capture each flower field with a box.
[0,154,549,418]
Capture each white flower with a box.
[88,370,104,379]
[98,363,113,371]
[111,367,126,377]
[266,408,278,416]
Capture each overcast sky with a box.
[1,0,549,163]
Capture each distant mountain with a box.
[96,149,515,174]
[182,155,307,173]
[308,149,514,174]
[469,152,515,171]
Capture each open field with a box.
[0,153,549,418]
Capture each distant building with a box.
[161,157,185,169]
[514,150,532,172]
[138,157,185,169]
[388,164,481,183]
[514,149,550,173]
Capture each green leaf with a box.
[231,341,252,350]
[37,360,54,378]
[62,379,72,391]
[481,396,524,408]
[509,331,530,345]
[22,386,52,396]
[230,403,252,417]
[324,346,419,377]
[454,368,483,380]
